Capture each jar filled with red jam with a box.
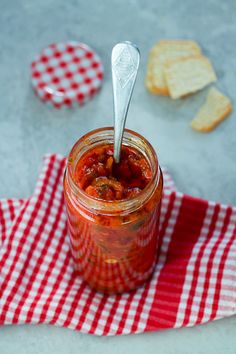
[63,127,163,294]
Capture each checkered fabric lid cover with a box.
[31,42,104,108]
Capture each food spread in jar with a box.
[75,144,152,201]
[64,129,163,294]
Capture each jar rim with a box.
[65,127,160,215]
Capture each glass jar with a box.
[63,127,163,294]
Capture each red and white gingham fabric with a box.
[31,42,103,108]
[0,154,235,335]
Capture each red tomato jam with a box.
[75,144,152,201]
[64,128,163,294]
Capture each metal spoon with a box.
[111,41,140,163]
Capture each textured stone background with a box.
[0,0,235,353]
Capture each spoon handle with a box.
[111,41,140,163]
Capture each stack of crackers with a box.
[146,40,232,132]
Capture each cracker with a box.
[164,55,217,99]
[191,87,232,132]
[145,40,201,95]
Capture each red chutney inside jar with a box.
[63,128,163,294]
[76,144,152,201]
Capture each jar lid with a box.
[31,41,104,108]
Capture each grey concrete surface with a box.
[0,0,235,353]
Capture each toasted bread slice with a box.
[191,87,232,132]
[164,55,217,99]
[145,40,201,95]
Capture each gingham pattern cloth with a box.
[31,42,103,108]
[0,154,235,335]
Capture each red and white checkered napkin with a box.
[0,154,236,335]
